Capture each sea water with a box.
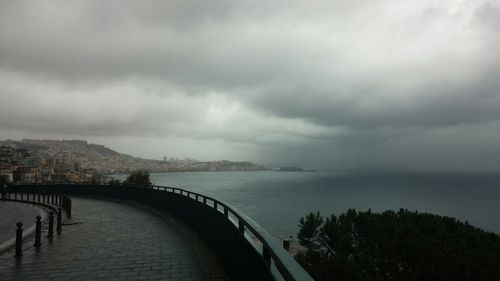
[119,171,500,239]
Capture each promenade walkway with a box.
[0,197,207,281]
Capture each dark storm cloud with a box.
[248,66,500,128]
[1,0,500,170]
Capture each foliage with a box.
[108,178,122,185]
[124,170,151,185]
[296,209,500,281]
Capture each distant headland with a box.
[275,167,317,172]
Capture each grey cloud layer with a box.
[1,0,500,170]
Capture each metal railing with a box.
[9,183,313,281]
[1,190,72,218]
[146,184,314,281]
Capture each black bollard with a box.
[34,215,42,247]
[15,222,23,258]
[56,208,62,234]
[47,212,54,238]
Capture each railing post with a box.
[57,208,62,234]
[203,197,207,204]
[34,215,42,247]
[214,201,218,211]
[14,192,17,200]
[15,222,23,258]
[224,207,229,218]
[47,211,54,238]
[37,192,40,202]
[263,246,272,270]
[238,220,245,234]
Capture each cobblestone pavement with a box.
[0,197,207,281]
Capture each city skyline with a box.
[1,1,500,171]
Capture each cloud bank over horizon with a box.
[1,0,500,171]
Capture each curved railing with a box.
[147,184,314,281]
[9,183,313,281]
[1,189,72,217]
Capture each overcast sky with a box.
[1,0,500,171]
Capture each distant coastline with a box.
[0,139,270,184]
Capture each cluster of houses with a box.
[0,145,101,184]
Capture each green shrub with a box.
[296,209,500,281]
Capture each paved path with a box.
[0,201,43,251]
[0,197,206,281]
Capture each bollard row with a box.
[14,208,64,258]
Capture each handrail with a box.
[15,182,312,281]
[1,189,72,218]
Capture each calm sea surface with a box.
[117,171,500,238]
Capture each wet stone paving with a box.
[0,197,206,281]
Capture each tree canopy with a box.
[124,170,151,185]
[296,209,500,281]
